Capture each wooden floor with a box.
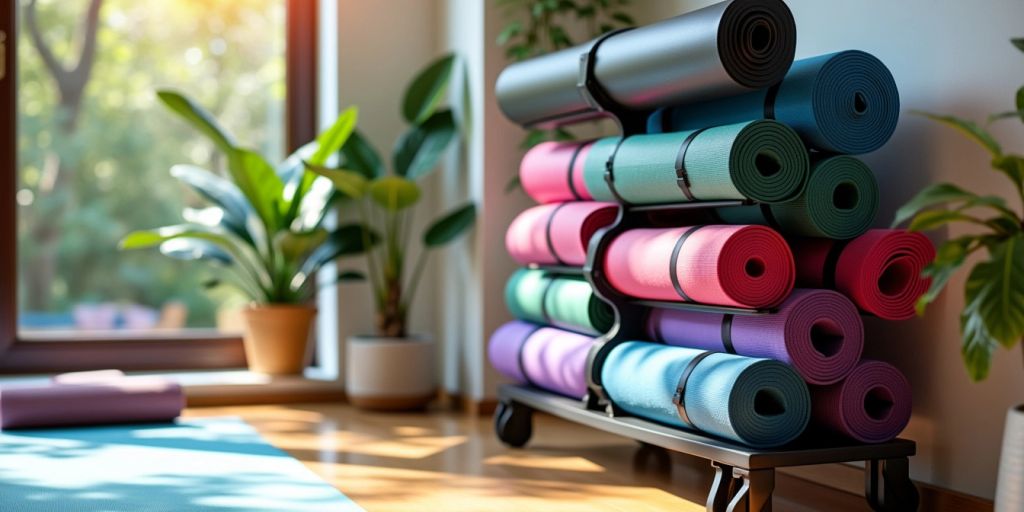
[184,403,877,511]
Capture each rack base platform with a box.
[495,384,919,511]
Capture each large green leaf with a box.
[960,301,997,382]
[915,111,1002,156]
[227,148,285,230]
[907,209,982,232]
[1013,38,1024,53]
[170,165,254,242]
[368,176,421,211]
[309,106,358,167]
[158,238,233,265]
[305,163,368,199]
[277,141,321,193]
[964,234,1024,348]
[402,54,456,124]
[274,228,328,264]
[393,110,457,180]
[157,90,236,154]
[301,224,379,276]
[892,183,977,227]
[991,155,1024,195]
[916,236,975,315]
[339,130,384,179]
[424,202,476,247]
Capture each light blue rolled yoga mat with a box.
[601,342,811,448]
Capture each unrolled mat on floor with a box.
[0,417,363,511]
[810,359,912,443]
[488,321,591,398]
[505,268,614,336]
[604,225,795,308]
[789,229,935,320]
[506,202,619,267]
[712,155,879,239]
[647,289,863,385]
[601,341,810,448]
[649,50,900,154]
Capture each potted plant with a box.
[121,91,373,375]
[307,53,476,410]
[893,37,1024,511]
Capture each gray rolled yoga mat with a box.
[495,0,796,127]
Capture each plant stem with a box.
[357,199,385,307]
[403,249,429,313]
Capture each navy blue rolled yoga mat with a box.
[649,50,900,154]
[601,341,811,448]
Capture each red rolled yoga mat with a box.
[487,320,591,398]
[604,225,795,308]
[506,202,619,266]
[810,359,912,443]
[646,289,863,385]
[789,229,935,320]
[520,141,594,204]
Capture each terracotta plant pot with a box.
[346,335,435,411]
[241,305,316,375]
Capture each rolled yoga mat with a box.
[506,202,619,266]
[649,50,900,154]
[0,377,184,429]
[488,321,591,398]
[604,225,795,308]
[520,141,595,204]
[789,229,935,320]
[505,268,614,336]
[647,289,863,385]
[601,342,810,447]
[582,121,809,205]
[811,359,911,443]
[712,155,879,239]
[496,0,796,127]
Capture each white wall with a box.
[639,0,1024,500]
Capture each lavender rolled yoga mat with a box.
[647,289,863,385]
[0,376,184,429]
[488,320,591,398]
[811,360,912,443]
[604,225,795,308]
[506,202,619,266]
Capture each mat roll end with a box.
[717,0,797,89]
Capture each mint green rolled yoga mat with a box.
[505,268,614,336]
[582,120,809,205]
[713,155,879,239]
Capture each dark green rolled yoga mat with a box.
[583,120,809,205]
[649,50,900,154]
[714,155,879,239]
[505,268,614,336]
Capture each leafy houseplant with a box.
[120,91,372,374]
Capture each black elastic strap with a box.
[576,27,635,113]
[673,128,708,202]
[538,275,555,325]
[759,203,781,230]
[673,351,714,428]
[763,83,781,120]
[517,324,545,388]
[565,143,586,201]
[720,314,736,354]
[603,137,631,204]
[544,203,569,266]
[821,239,851,289]
[669,226,704,302]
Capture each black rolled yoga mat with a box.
[649,50,900,154]
[505,268,614,337]
[495,0,796,127]
[713,155,879,239]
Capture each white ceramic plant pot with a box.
[996,404,1024,511]
[345,335,436,411]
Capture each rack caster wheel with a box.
[494,401,533,448]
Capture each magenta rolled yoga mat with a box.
[520,141,594,204]
[604,225,795,308]
[810,360,912,443]
[506,202,619,266]
[0,376,184,429]
[647,289,863,385]
[488,320,591,398]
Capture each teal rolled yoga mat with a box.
[505,268,614,336]
[713,155,879,239]
[583,120,808,205]
[649,50,900,154]
[601,342,811,448]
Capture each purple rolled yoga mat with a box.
[811,360,912,443]
[487,320,591,398]
[646,289,863,385]
[0,377,185,429]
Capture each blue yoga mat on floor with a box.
[0,417,363,512]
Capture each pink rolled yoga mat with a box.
[0,375,184,429]
[789,229,935,320]
[810,360,912,443]
[487,320,591,398]
[604,225,795,308]
[646,289,863,385]
[506,202,619,266]
[520,141,595,204]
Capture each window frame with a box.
[0,0,318,374]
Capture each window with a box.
[0,0,318,373]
